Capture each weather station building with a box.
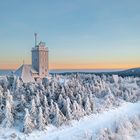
[14,33,49,83]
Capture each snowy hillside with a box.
[27,101,140,140]
[119,67,140,76]
[0,74,140,140]
[50,67,140,77]
[0,101,140,140]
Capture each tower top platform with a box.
[32,41,48,51]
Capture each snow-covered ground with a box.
[0,101,140,140]
[0,74,140,140]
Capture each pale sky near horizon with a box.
[0,0,140,70]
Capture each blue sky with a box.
[0,0,140,69]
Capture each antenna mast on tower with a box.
[34,33,37,47]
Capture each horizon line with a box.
[0,67,139,71]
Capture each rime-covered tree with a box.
[30,98,37,117]
[123,90,129,101]
[15,77,21,90]
[35,92,41,107]
[84,96,91,115]
[61,86,65,96]
[23,108,33,133]
[58,94,63,109]
[51,82,55,95]
[43,95,48,107]
[44,106,49,125]
[77,93,82,106]
[37,107,45,130]
[72,100,84,119]
[7,90,14,107]
[20,94,26,109]
[89,93,95,112]
[0,90,3,106]
[62,97,72,120]
[50,99,55,113]
[3,99,14,127]
[52,102,66,127]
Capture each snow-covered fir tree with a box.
[30,98,37,118]
[62,97,72,120]
[35,92,41,107]
[43,95,48,107]
[84,96,91,115]
[3,98,14,127]
[37,107,45,130]
[52,102,66,127]
[23,108,33,134]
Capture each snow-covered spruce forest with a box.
[0,74,140,139]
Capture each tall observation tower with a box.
[14,33,49,83]
[31,33,49,78]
